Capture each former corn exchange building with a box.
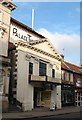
[1,1,62,112]
[9,18,62,111]
[0,1,82,112]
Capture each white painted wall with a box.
[17,50,34,111]
[4,68,9,95]
[50,87,56,110]
[50,85,61,110]
[47,63,52,77]
[16,41,61,111]
[56,85,61,109]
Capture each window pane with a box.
[61,70,65,80]
[70,73,73,82]
[39,62,46,76]
[52,69,55,78]
[29,62,33,74]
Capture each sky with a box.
[12,2,80,65]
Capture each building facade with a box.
[61,59,82,107]
[0,1,16,112]
[61,61,75,106]
[8,18,62,111]
[66,62,82,107]
[1,1,82,112]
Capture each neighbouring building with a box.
[65,62,82,107]
[0,1,16,112]
[61,60,75,107]
[61,57,82,107]
[8,17,62,111]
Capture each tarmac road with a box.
[2,112,81,120]
[2,106,81,120]
[26,112,81,120]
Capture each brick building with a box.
[61,59,82,107]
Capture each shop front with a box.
[34,87,51,108]
[33,83,61,110]
[75,89,82,106]
[75,77,82,106]
[61,84,75,107]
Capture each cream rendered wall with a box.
[17,50,34,111]
[32,58,39,76]
[47,64,52,77]
[50,87,56,109]
[33,62,39,75]
[4,68,9,95]
[32,40,61,80]
[51,85,61,110]
[17,45,61,78]
[16,44,61,110]
[16,45,61,83]
[0,6,10,107]
[56,85,61,109]
[0,4,10,56]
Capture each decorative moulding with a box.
[25,54,31,61]
[34,57,39,64]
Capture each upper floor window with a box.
[61,70,65,80]
[80,69,82,72]
[29,62,33,75]
[69,73,73,82]
[39,62,46,76]
[52,69,55,78]
[66,72,69,81]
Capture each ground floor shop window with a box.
[61,85,75,106]
[62,91,74,105]
[75,92,82,106]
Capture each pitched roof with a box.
[61,61,72,71]
[62,61,82,74]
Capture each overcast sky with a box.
[12,2,80,65]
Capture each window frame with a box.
[52,69,55,78]
[29,62,33,75]
[39,61,46,76]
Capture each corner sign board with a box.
[10,24,40,43]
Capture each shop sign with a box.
[13,27,31,42]
[76,78,82,87]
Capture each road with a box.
[2,112,81,120]
[26,112,81,120]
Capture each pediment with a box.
[31,39,61,59]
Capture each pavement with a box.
[1,106,81,120]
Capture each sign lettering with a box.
[13,28,31,41]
